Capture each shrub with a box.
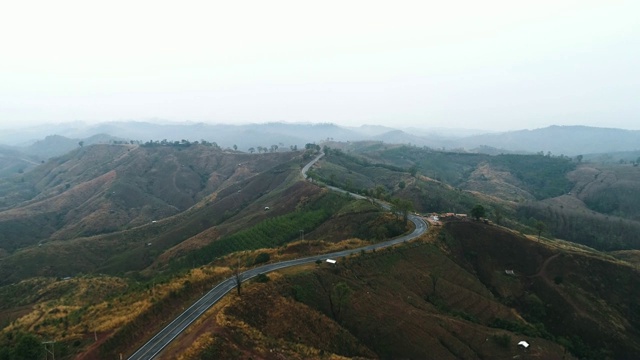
[491,333,511,348]
[253,252,270,265]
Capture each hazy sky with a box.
[1,0,638,131]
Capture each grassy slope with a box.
[0,149,303,284]
[444,220,640,359]
[176,225,573,359]
[319,144,640,251]
[0,144,299,253]
[0,178,405,359]
[179,220,640,360]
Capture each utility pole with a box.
[43,341,55,360]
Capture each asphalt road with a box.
[128,152,427,360]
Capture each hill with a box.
[0,146,40,179]
[312,143,640,251]
[453,125,640,156]
[3,122,640,158]
[2,139,640,359]
[157,220,640,359]
[0,134,125,178]
[0,143,297,253]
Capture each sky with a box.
[1,0,638,131]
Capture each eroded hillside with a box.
[163,220,639,360]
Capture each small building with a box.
[518,341,530,349]
[264,206,270,210]
[325,259,337,264]
[505,270,515,275]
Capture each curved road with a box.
[128,152,427,360]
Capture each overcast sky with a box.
[1,0,638,131]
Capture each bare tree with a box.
[233,257,243,295]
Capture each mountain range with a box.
[1,134,640,359]
[2,122,639,159]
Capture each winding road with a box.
[128,152,428,360]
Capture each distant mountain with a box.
[371,129,433,147]
[23,133,123,159]
[454,125,640,156]
[0,146,40,178]
[2,122,639,162]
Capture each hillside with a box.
[0,143,298,252]
[0,146,40,179]
[2,139,640,359]
[158,220,640,359]
[0,188,408,359]
[312,143,640,251]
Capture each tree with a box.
[373,185,386,199]
[429,272,440,297]
[576,154,583,163]
[233,258,243,295]
[248,147,255,154]
[330,282,353,322]
[471,204,486,220]
[13,333,43,360]
[233,144,238,151]
[78,140,84,147]
[494,207,503,225]
[392,198,414,224]
[535,221,546,241]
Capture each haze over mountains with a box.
[2,121,639,157]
